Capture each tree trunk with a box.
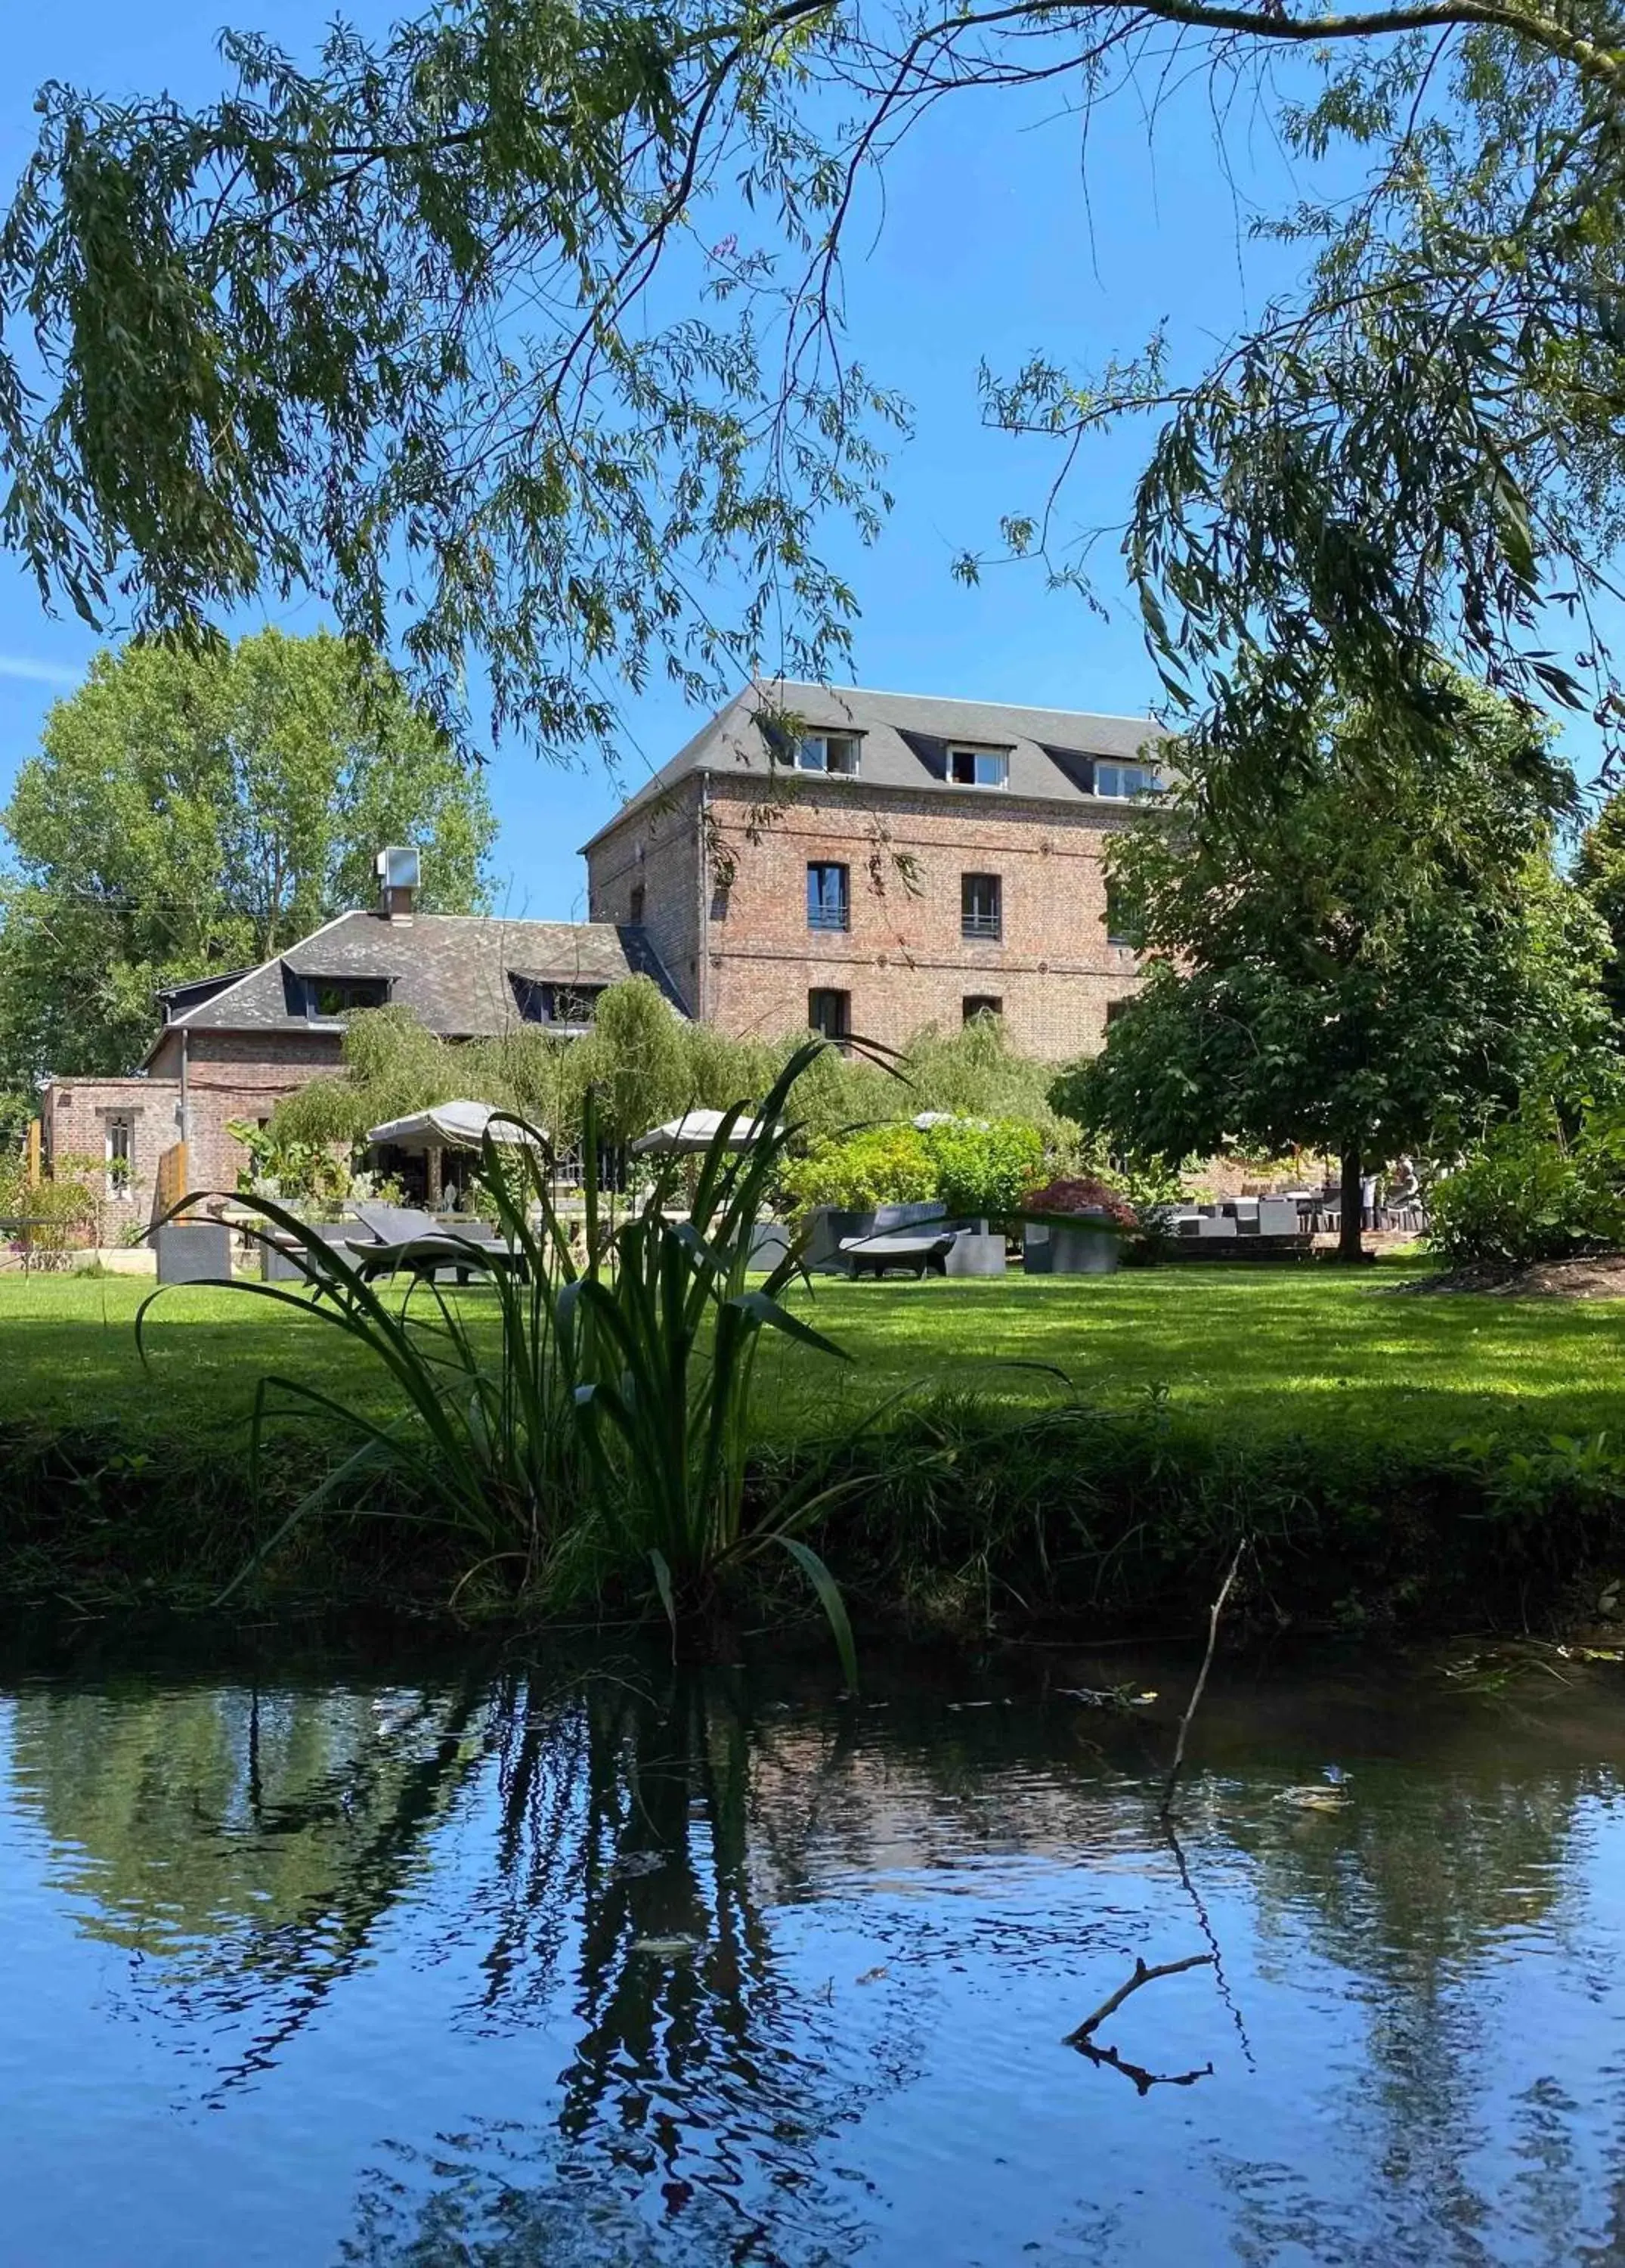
[1339,1144,1364,1263]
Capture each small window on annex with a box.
[961,872,1002,940]
[963,995,1003,1025]
[808,988,851,1043]
[806,861,850,931]
[796,732,861,776]
[104,1114,133,1194]
[948,747,1010,789]
[1106,997,1134,1027]
[1094,761,1163,801]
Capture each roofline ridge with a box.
[757,677,1162,725]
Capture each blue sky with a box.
[0,5,1605,916]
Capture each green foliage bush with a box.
[778,1124,937,1213]
[0,1146,103,1266]
[269,990,1088,1173]
[226,1118,354,1206]
[927,1119,1044,1218]
[1428,1098,1625,1267]
[178,1048,861,1673]
[778,1117,1045,1220]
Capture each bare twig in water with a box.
[1159,1536,1249,1821]
[1063,1951,1218,2095]
[1066,1952,1215,2045]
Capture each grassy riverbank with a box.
[2,1261,1623,1631]
[2,1258,1620,1445]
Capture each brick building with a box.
[42,882,677,1219]
[583,682,1167,1059]
[39,681,1165,1220]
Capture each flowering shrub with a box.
[1019,1175,1138,1230]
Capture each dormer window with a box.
[1094,761,1163,800]
[796,733,861,776]
[305,974,390,1018]
[949,748,1009,789]
[510,975,604,1027]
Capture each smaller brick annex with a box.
[43,896,680,1220]
[581,680,1167,1061]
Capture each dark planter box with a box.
[747,1222,791,1272]
[946,1224,1006,1278]
[1023,1220,1122,1276]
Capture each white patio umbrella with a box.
[630,1107,778,1156]
[366,1100,539,1151]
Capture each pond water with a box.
[4,1633,1625,2266]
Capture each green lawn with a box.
[1,1259,1622,1455]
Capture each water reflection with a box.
[5,1650,1625,2265]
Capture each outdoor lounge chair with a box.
[837,1202,970,1280]
[304,1202,526,1289]
[839,1228,960,1280]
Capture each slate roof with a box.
[148,911,679,1049]
[582,680,1169,847]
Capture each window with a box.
[961,872,1002,940]
[1104,879,1139,948]
[1106,997,1134,1027]
[105,1115,133,1194]
[963,995,1003,1024]
[808,988,851,1042]
[806,861,850,931]
[305,975,389,1018]
[510,975,604,1027]
[948,746,1010,789]
[796,732,861,776]
[628,883,645,924]
[1094,761,1162,801]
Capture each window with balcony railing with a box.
[961,872,1002,940]
[806,862,850,931]
[1104,879,1141,948]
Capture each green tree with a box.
[1063,683,1614,1258]
[0,4,1620,774]
[0,630,495,1083]
[1575,789,1625,1023]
